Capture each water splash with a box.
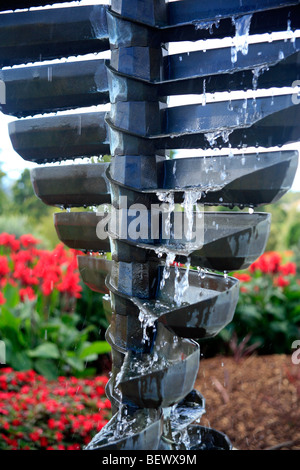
[156,191,175,239]
[252,65,269,90]
[182,190,202,242]
[204,129,233,147]
[287,19,297,46]
[174,260,191,307]
[202,79,207,106]
[231,14,252,64]
[161,252,176,290]
[133,297,159,344]
[192,19,220,34]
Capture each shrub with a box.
[214,251,300,355]
[0,233,110,378]
[0,367,111,450]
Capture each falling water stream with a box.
[231,14,252,64]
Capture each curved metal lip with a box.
[31,163,110,207]
[106,377,206,436]
[54,209,270,251]
[105,324,200,412]
[180,424,232,451]
[105,324,127,355]
[54,210,110,252]
[106,321,199,373]
[105,95,300,140]
[107,150,298,195]
[108,211,271,256]
[27,148,299,208]
[106,268,239,315]
[77,255,111,294]
[85,406,163,450]
[106,267,239,340]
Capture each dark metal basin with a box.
[107,323,200,409]
[175,424,232,451]
[107,267,239,346]
[54,211,110,252]
[31,163,110,208]
[111,211,271,271]
[55,210,270,271]
[170,390,206,434]
[85,406,163,450]
[109,150,299,207]
[77,255,111,295]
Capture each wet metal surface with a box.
[3,0,300,452]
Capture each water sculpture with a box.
[1,0,300,450]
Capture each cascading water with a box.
[231,14,252,64]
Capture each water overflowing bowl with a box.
[108,323,200,409]
[106,266,239,343]
[85,406,163,450]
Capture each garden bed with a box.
[0,368,111,450]
[195,354,300,450]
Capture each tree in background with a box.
[11,169,50,222]
[0,168,58,248]
[0,166,8,214]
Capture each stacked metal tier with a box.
[1,0,299,450]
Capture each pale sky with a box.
[0,0,299,191]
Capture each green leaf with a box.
[75,368,97,378]
[3,283,20,308]
[34,359,59,380]
[28,342,60,359]
[79,341,111,359]
[9,351,33,371]
[65,356,85,372]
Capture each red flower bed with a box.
[0,232,82,305]
[0,368,111,450]
[233,251,298,291]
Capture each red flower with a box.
[233,273,252,282]
[55,432,64,441]
[29,429,43,442]
[0,233,20,252]
[279,261,296,276]
[19,234,40,248]
[40,436,48,447]
[274,275,290,288]
[19,287,36,302]
[0,256,9,276]
[67,444,81,450]
[0,292,6,305]
[250,252,282,274]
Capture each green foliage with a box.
[0,235,111,379]
[11,169,50,222]
[76,287,109,343]
[0,167,9,214]
[205,252,300,356]
[0,296,111,380]
[223,276,300,355]
[0,168,58,248]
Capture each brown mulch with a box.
[194,354,300,450]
